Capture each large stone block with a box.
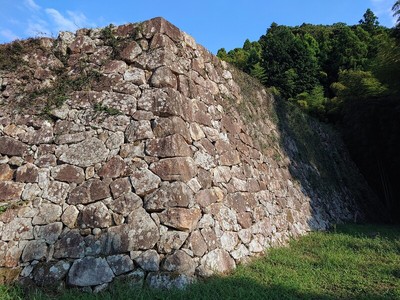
[150,157,197,182]
[0,136,28,156]
[159,208,201,231]
[68,257,114,287]
[59,138,109,168]
[146,134,192,158]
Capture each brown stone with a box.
[51,164,85,183]
[221,116,241,135]
[67,183,91,205]
[107,192,142,217]
[237,212,253,229]
[130,168,161,196]
[188,230,208,257]
[120,41,142,63]
[142,17,182,42]
[98,156,126,178]
[89,179,111,201]
[150,66,177,89]
[109,207,159,252]
[110,177,132,198]
[162,250,196,275]
[3,241,25,268]
[78,201,112,228]
[152,117,191,142]
[125,120,154,142]
[0,267,21,284]
[150,157,197,182]
[157,231,189,254]
[103,60,127,74]
[226,192,258,213]
[0,136,27,156]
[195,189,219,209]
[201,227,220,251]
[32,203,62,225]
[1,218,33,241]
[159,208,201,231]
[35,154,57,167]
[0,164,14,181]
[0,181,24,202]
[144,181,193,212]
[61,206,79,229]
[15,163,39,183]
[146,134,192,158]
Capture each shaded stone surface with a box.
[51,165,85,183]
[146,272,194,290]
[162,250,196,275]
[15,163,39,183]
[199,249,236,275]
[106,254,134,276]
[0,182,24,202]
[144,182,193,212]
[0,137,27,156]
[68,257,114,286]
[33,261,71,286]
[134,249,160,272]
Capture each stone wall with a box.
[0,18,366,289]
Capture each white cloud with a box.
[370,0,397,26]
[45,8,78,32]
[0,29,20,41]
[24,0,40,11]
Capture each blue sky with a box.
[0,0,397,54]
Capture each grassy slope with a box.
[1,224,399,300]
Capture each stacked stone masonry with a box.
[0,18,362,290]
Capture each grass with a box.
[1,224,399,300]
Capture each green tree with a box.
[359,9,379,32]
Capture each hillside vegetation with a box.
[218,5,400,222]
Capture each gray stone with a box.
[162,250,196,275]
[146,271,194,290]
[54,230,85,259]
[21,240,47,262]
[134,249,160,271]
[144,181,193,212]
[68,257,114,287]
[34,222,63,244]
[59,138,109,168]
[107,192,142,216]
[106,254,134,276]
[157,231,189,254]
[108,207,159,252]
[1,218,33,241]
[78,201,112,229]
[42,181,70,204]
[21,183,41,201]
[125,120,154,142]
[33,260,71,286]
[130,168,161,196]
[199,249,236,275]
[32,203,62,225]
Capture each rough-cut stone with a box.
[195,189,220,209]
[78,201,112,228]
[34,222,63,244]
[1,218,33,241]
[144,181,193,212]
[110,177,132,198]
[54,230,85,259]
[0,164,14,181]
[134,249,160,271]
[21,240,47,262]
[42,181,69,204]
[89,179,111,201]
[33,260,71,286]
[0,181,24,202]
[67,183,91,205]
[188,230,208,257]
[106,254,134,276]
[32,203,62,225]
[0,136,27,156]
[108,207,159,252]
[162,250,196,275]
[125,120,154,142]
[123,68,146,85]
[107,192,142,216]
[146,271,194,290]
[98,156,126,178]
[68,257,114,287]
[199,249,236,276]
[152,117,191,142]
[51,165,85,183]
[146,134,192,158]
[130,168,161,196]
[120,41,142,63]
[150,157,197,181]
[159,208,201,231]
[189,123,205,141]
[157,231,189,253]
[15,163,38,183]
[220,232,239,252]
[59,138,109,167]
[231,244,250,260]
[62,205,79,228]
[151,66,177,89]
[193,151,215,170]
